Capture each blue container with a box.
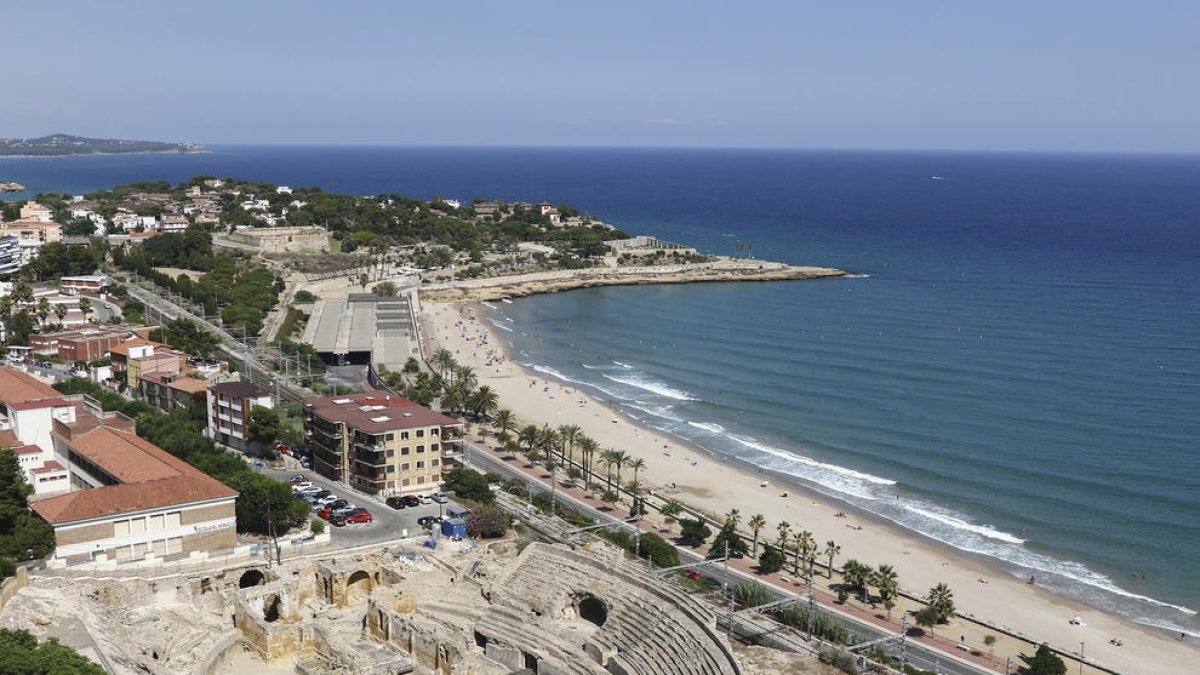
[441,517,468,539]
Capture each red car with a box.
[344,509,373,524]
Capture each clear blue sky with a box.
[4,1,1198,152]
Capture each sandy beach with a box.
[419,298,1196,675]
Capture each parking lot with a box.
[264,466,468,549]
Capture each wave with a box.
[625,401,685,423]
[733,434,897,487]
[602,374,699,401]
[482,301,497,309]
[525,363,625,400]
[687,421,727,434]
[488,319,514,333]
[611,360,634,369]
[900,503,1026,544]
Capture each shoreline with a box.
[418,260,847,302]
[0,149,210,160]
[418,297,1198,675]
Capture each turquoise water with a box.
[3,147,1197,634]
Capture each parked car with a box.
[431,492,449,504]
[402,495,421,508]
[419,494,434,505]
[329,514,347,527]
[295,485,323,496]
[276,444,291,455]
[289,474,308,484]
[326,499,348,511]
[315,494,340,506]
[385,496,406,510]
[345,509,373,524]
[416,515,442,529]
[331,505,358,518]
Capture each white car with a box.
[431,492,449,504]
[295,485,323,495]
[316,494,340,506]
[419,494,434,505]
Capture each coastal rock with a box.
[419,260,847,302]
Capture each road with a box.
[262,464,467,549]
[464,442,989,675]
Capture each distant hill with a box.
[0,133,207,157]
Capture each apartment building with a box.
[304,391,462,497]
[206,382,273,450]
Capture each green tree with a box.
[679,517,712,547]
[748,513,767,557]
[0,628,106,675]
[928,582,955,623]
[824,540,841,578]
[635,531,678,568]
[659,498,682,525]
[914,605,939,638]
[443,468,497,505]
[709,519,749,558]
[246,405,282,449]
[874,563,900,606]
[1019,644,1067,675]
[758,543,786,574]
[372,280,397,297]
[983,634,998,660]
[0,447,55,560]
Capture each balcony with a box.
[313,446,343,468]
[354,449,387,467]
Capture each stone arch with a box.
[577,594,607,627]
[345,570,373,605]
[263,594,282,623]
[239,569,266,588]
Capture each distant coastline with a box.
[0,133,207,158]
[0,149,211,160]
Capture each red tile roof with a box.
[0,367,61,408]
[14,444,43,456]
[0,429,21,448]
[30,425,236,525]
[33,460,65,474]
[8,397,71,411]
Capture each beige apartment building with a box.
[304,391,463,497]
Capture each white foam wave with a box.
[611,360,634,369]
[731,434,897,487]
[488,319,514,333]
[901,504,1025,544]
[602,374,698,401]
[687,421,727,434]
[526,363,624,400]
[482,301,497,309]
[625,402,684,423]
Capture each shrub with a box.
[734,581,772,608]
[757,543,786,574]
[679,518,712,547]
[467,505,511,538]
[310,519,325,535]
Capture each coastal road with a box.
[463,443,991,675]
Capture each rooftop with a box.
[0,367,61,408]
[304,390,460,434]
[210,381,268,398]
[31,424,236,525]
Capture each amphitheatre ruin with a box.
[0,537,830,675]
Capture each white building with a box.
[206,381,274,450]
[0,367,76,494]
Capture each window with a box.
[386,448,394,457]
[167,537,183,554]
[149,514,165,532]
[417,445,425,453]
[432,428,440,437]
[416,429,425,438]
[400,431,409,440]
[432,459,440,467]
[401,463,410,471]
[417,476,425,484]
[152,539,167,555]
[131,517,147,535]
[166,511,182,528]
[431,443,439,452]
[402,478,410,486]
[416,461,424,469]
[401,447,410,455]
[386,433,394,441]
[386,465,395,473]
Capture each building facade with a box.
[0,367,75,494]
[31,413,237,562]
[304,391,462,497]
[141,373,210,411]
[206,382,273,450]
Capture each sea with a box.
[3,146,1198,636]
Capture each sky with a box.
[3,1,1199,152]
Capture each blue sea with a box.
[3,146,1198,635]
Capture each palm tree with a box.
[492,409,516,445]
[875,564,900,619]
[518,425,539,455]
[629,457,647,486]
[578,436,598,489]
[824,540,841,578]
[454,364,477,392]
[432,348,455,375]
[842,559,869,600]
[790,532,804,576]
[797,530,816,578]
[470,385,498,421]
[775,521,792,550]
[53,303,67,323]
[611,449,630,485]
[78,297,92,320]
[597,450,615,491]
[725,508,742,529]
[536,425,559,463]
[660,499,683,525]
[748,514,767,557]
[928,582,955,623]
[36,297,50,325]
[11,281,33,307]
[558,424,582,467]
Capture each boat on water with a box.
[931,176,948,181]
